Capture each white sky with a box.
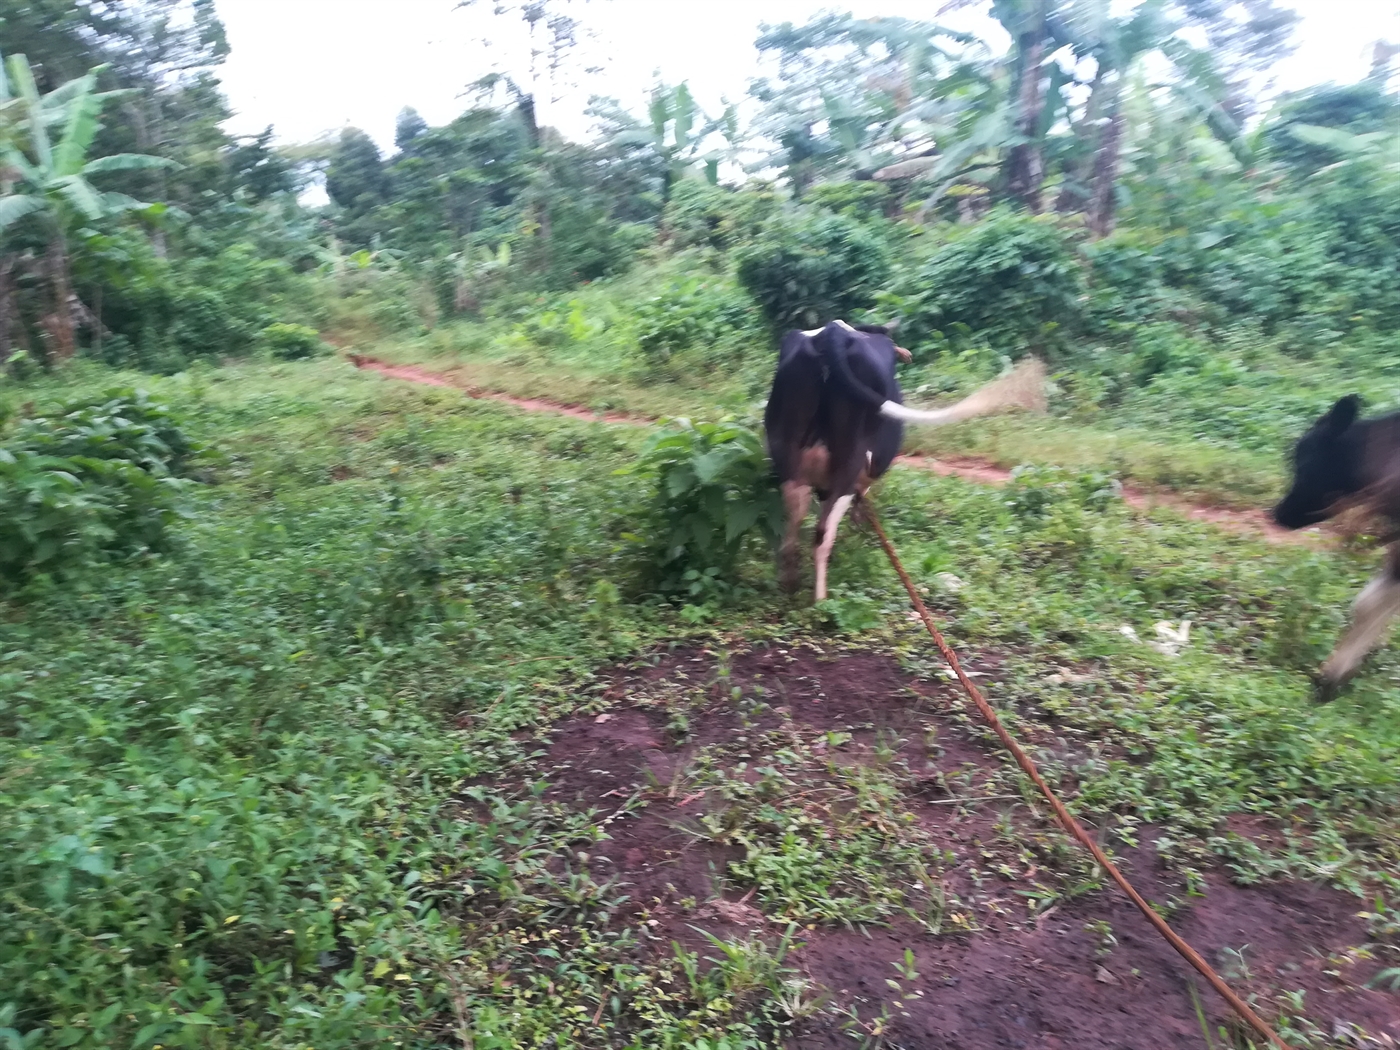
[217,0,1400,152]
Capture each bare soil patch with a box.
[530,646,1400,1049]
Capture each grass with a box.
[2,352,1399,1047]
[345,260,1400,513]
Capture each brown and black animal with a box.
[1274,394,1400,697]
[764,319,1044,601]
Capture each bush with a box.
[664,179,783,251]
[626,417,784,603]
[735,210,891,331]
[0,450,108,584]
[260,322,331,360]
[1003,463,1122,522]
[14,388,197,478]
[634,277,760,368]
[0,390,196,587]
[891,208,1084,358]
[804,181,892,222]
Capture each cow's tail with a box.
[882,356,1048,426]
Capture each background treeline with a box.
[2,0,1400,415]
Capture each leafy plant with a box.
[633,276,759,368]
[734,210,891,331]
[625,417,784,599]
[0,54,175,363]
[1003,463,1122,522]
[0,389,194,586]
[14,388,197,476]
[259,322,330,360]
[891,208,1084,358]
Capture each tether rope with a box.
[863,502,1290,1050]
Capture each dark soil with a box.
[532,645,1400,1050]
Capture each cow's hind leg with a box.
[1319,555,1400,699]
[779,481,812,593]
[812,493,855,603]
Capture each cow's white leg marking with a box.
[1321,573,1400,685]
[779,481,812,593]
[813,493,854,603]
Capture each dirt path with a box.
[348,353,1322,546]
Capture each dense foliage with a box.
[0,389,195,585]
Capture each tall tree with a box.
[394,107,428,152]
[455,0,594,146]
[992,0,1055,212]
[325,129,388,218]
[1173,0,1298,122]
[226,126,296,202]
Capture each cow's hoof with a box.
[1311,673,1345,703]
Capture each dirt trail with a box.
[348,353,1322,546]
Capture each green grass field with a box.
[3,349,1399,1049]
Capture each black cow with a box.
[764,319,950,601]
[1274,394,1400,696]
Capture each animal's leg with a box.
[1319,566,1400,697]
[812,493,855,603]
[779,481,812,593]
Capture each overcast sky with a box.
[217,0,1400,152]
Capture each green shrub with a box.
[626,417,784,603]
[14,389,197,477]
[735,210,891,331]
[0,390,196,587]
[891,208,1084,358]
[1003,463,1122,522]
[664,179,783,251]
[0,450,108,584]
[634,277,760,367]
[804,181,892,222]
[260,322,331,360]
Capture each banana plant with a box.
[598,82,739,203]
[446,239,511,313]
[0,54,175,363]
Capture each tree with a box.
[0,54,174,362]
[1172,0,1298,122]
[592,82,738,204]
[1264,83,1398,174]
[455,0,592,147]
[394,107,428,152]
[992,0,1055,212]
[0,1,233,224]
[325,128,388,217]
[226,126,296,202]
[751,13,983,194]
[1052,0,1176,234]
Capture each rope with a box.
[862,502,1291,1050]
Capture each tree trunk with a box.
[519,95,540,149]
[1006,30,1047,212]
[41,237,77,364]
[1056,68,1106,215]
[1086,98,1125,238]
[0,256,13,364]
